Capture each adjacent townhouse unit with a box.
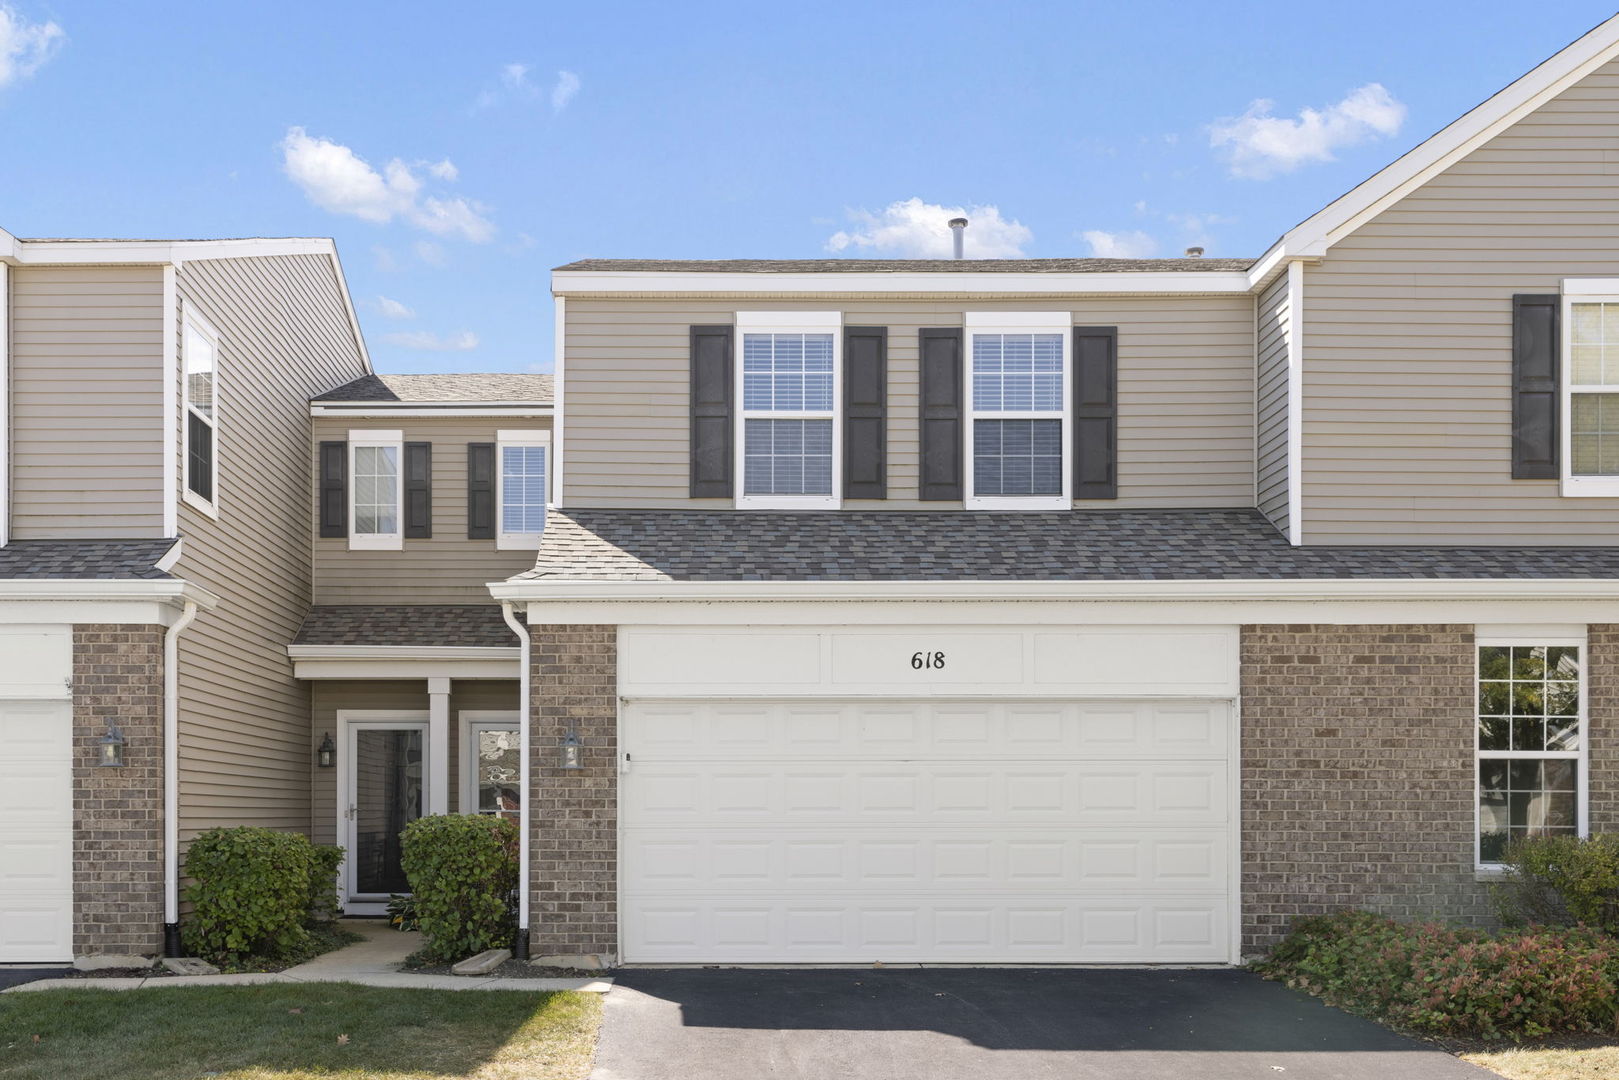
[9,14,1619,971]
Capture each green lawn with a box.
[0,984,600,1080]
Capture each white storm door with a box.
[341,717,428,906]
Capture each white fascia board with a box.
[286,645,520,661]
[5,236,336,265]
[0,226,16,260]
[1250,14,1619,279]
[310,405,554,418]
[551,269,1254,296]
[492,576,1619,604]
[0,578,220,609]
[290,656,521,680]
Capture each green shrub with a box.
[1257,910,1619,1041]
[183,826,315,961]
[306,843,345,924]
[399,814,518,962]
[1492,833,1619,934]
[387,893,420,932]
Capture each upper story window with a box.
[183,309,220,515]
[1476,636,1586,867]
[735,311,842,510]
[965,314,1070,510]
[497,429,549,549]
[349,430,402,550]
[1566,298,1619,494]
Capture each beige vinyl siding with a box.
[173,254,368,842]
[310,679,518,845]
[8,265,165,538]
[563,296,1255,509]
[1255,272,1291,532]
[310,416,548,604]
[1303,56,1619,543]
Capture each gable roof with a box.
[1251,13,1619,284]
[0,539,177,580]
[555,258,1252,273]
[312,373,554,404]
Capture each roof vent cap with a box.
[1184,246,1204,258]
[948,217,968,260]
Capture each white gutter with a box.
[490,576,1619,604]
[284,644,520,661]
[499,600,533,959]
[309,406,554,418]
[161,599,199,956]
[0,579,220,606]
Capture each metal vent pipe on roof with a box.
[1184,246,1204,258]
[948,217,968,259]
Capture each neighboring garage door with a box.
[0,627,74,963]
[621,698,1235,964]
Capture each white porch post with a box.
[427,676,450,815]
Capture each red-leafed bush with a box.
[1256,910,1619,1041]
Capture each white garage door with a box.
[0,626,74,963]
[621,699,1235,964]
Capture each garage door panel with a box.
[0,695,73,962]
[627,700,1228,762]
[622,698,1234,964]
[625,897,1231,964]
[627,829,1229,893]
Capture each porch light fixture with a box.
[316,732,336,769]
[97,722,126,768]
[559,729,582,770]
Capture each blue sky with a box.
[2,1,1616,373]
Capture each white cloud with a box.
[1210,83,1406,179]
[551,70,580,113]
[376,295,414,320]
[1081,229,1158,258]
[383,330,479,352]
[425,158,458,182]
[501,62,531,91]
[413,240,447,266]
[826,197,1031,259]
[0,5,63,89]
[280,127,494,242]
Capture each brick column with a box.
[73,624,166,959]
[1587,625,1619,832]
[1240,625,1489,954]
[529,624,617,961]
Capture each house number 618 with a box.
[910,651,946,670]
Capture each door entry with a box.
[343,719,427,907]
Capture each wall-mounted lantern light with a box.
[316,732,336,769]
[97,722,126,768]
[560,729,582,770]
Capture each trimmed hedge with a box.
[183,827,316,961]
[399,814,519,963]
[307,843,345,923]
[1493,833,1619,935]
[1257,910,1619,1041]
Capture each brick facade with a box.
[72,624,166,958]
[1588,625,1619,832]
[528,624,617,959]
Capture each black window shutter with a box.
[843,326,887,499]
[1072,326,1119,499]
[404,441,432,538]
[919,328,964,501]
[1512,294,1560,479]
[467,442,496,539]
[187,413,214,503]
[690,325,734,498]
[318,440,346,538]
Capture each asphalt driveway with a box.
[591,967,1490,1080]
[0,967,69,991]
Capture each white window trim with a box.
[1559,283,1619,496]
[347,429,404,551]
[963,312,1071,511]
[458,710,520,816]
[181,303,221,519]
[734,311,843,510]
[496,429,551,550]
[1473,630,1589,871]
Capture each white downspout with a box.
[162,599,199,956]
[500,599,533,959]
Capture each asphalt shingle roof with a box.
[313,373,554,403]
[515,509,1619,583]
[0,539,176,580]
[292,605,518,647]
[555,258,1254,274]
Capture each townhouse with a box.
[8,15,1619,969]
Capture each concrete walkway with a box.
[1,921,611,994]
